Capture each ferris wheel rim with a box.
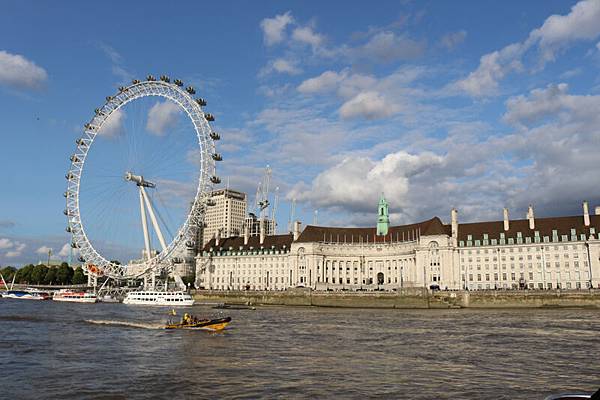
[65,78,217,280]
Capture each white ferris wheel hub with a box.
[125,171,155,188]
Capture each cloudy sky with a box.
[1,0,600,266]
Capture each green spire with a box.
[376,193,389,236]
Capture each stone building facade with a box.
[196,201,600,291]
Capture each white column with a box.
[141,186,168,252]
[139,189,152,260]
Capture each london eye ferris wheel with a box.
[64,75,222,282]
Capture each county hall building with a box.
[195,196,600,291]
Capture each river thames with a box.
[1,300,598,399]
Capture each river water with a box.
[1,300,598,399]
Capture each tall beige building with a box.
[202,189,247,246]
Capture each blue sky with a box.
[1,0,600,266]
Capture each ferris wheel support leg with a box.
[139,189,152,260]
[140,186,168,252]
[87,273,97,290]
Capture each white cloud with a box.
[503,82,600,128]
[36,245,53,255]
[531,0,600,63]
[98,43,122,64]
[440,30,467,50]
[154,179,196,208]
[0,50,47,90]
[288,151,445,216]
[297,70,345,94]
[146,101,181,136]
[58,243,72,258]
[455,0,600,97]
[260,11,294,46]
[297,66,426,120]
[559,67,582,79]
[344,31,425,63]
[260,58,302,76]
[292,26,324,49]
[273,59,301,74]
[454,42,526,97]
[0,238,13,250]
[99,108,125,138]
[339,91,398,120]
[1,239,26,258]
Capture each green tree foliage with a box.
[0,266,17,285]
[31,265,49,284]
[56,265,74,285]
[44,268,57,285]
[72,266,86,285]
[16,264,35,284]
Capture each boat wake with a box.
[85,319,164,330]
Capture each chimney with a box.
[293,220,301,241]
[243,223,249,245]
[259,219,265,245]
[215,229,221,247]
[583,201,590,227]
[451,208,458,245]
[527,205,535,230]
[503,208,509,231]
[595,206,600,216]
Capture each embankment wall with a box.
[194,289,600,309]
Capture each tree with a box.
[31,265,49,284]
[56,265,74,285]
[16,264,35,284]
[44,268,57,285]
[0,266,17,285]
[72,267,86,285]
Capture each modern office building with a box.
[201,189,247,246]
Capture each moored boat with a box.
[53,289,98,303]
[99,294,121,303]
[2,290,50,300]
[123,291,195,306]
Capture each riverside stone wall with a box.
[194,289,600,309]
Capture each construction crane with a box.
[288,198,296,233]
[271,186,279,234]
[255,165,272,220]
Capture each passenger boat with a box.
[123,291,195,306]
[165,316,232,331]
[53,289,98,303]
[2,290,50,300]
[99,294,121,303]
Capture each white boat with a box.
[53,289,98,303]
[123,291,195,306]
[2,290,50,300]
[99,294,121,303]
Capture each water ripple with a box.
[1,301,599,398]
